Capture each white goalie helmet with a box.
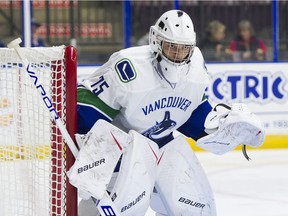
[149,10,196,84]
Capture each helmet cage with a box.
[160,38,195,65]
[150,26,196,66]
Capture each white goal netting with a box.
[0,46,76,216]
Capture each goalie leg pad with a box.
[109,130,159,216]
[67,119,130,199]
[151,136,216,216]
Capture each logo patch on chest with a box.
[142,96,192,116]
[142,111,176,139]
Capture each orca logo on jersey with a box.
[143,111,176,139]
[115,58,137,83]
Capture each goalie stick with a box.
[7,38,121,216]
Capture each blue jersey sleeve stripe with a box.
[77,102,113,121]
[177,100,212,141]
[77,104,112,134]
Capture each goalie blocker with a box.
[68,120,159,215]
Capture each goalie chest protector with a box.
[83,45,209,140]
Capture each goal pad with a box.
[0,46,77,216]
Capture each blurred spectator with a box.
[200,20,230,61]
[31,19,45,47]
[229,20,266,61]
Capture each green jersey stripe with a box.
[77,88,120,119]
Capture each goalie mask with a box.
[149,10,196,84]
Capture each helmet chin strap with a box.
[153,53,190,88]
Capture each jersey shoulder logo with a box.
[115,58,137,83]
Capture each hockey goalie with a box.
[67,10,265,216]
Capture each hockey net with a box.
[0,46,77,216]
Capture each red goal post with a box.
[0,45,78,216]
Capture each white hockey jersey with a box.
[79,45,209,141]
